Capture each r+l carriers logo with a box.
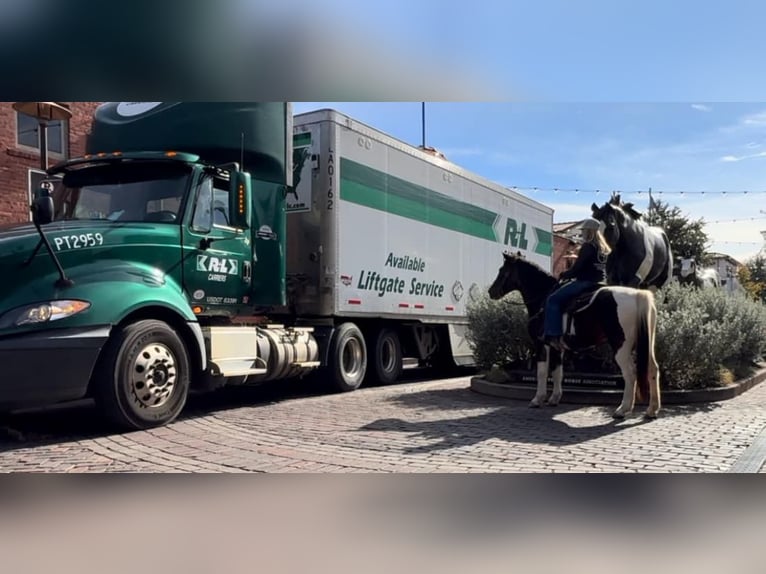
[197,255,239,283]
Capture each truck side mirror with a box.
[230,171,251,229]
[31,186,54,226]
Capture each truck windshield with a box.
[51,161,192,224]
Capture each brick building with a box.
[0,102,101,225]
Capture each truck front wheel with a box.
[94,320,191,431]
[328,323,367,392]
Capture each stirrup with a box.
[544,336,563,351]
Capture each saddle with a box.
[564,283,604,316]
[561,283,605,349]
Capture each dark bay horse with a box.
[591,193,673,291]
[488,251,661,419]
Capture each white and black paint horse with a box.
[591,193,673,291]
[675,257,721,289]
[488,251,662,419]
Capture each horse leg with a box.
[530,343,549,408]
[645,356,661,419]
[613,344,637,419]
[547,348,564,406]
[644,299,662,419]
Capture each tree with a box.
[739,254,766,302]
[643,199,710,264]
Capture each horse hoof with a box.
[644,411,659,420]
[529,400,542,408]
[612,411,626,420]
[546,399,560,407]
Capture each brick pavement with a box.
[1,375,765,473]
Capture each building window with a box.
[16,111,69,157]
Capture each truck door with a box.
[182,170,252,310]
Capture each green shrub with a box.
[654,283,766,388]
[465,292,532,371]
[467,281,766,390]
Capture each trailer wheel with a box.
[94,320,190,431]
[328,323,367,392]
[368,328,403,385]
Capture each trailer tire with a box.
[328,323,367,392]
[368,328,403,385]
[429,329,457,377]
[93,320,190,431]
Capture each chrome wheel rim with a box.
[131,343,177,408]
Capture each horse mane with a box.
[595,199,647,231]
[504,252,558,288]
[605,193,644,221]
[505,251,551,276]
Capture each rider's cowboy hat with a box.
[580,217,601,230]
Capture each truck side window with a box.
[191,177,213,233]
[212,177,231,228]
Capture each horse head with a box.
[591,200,623,247]
[488,251,524,300]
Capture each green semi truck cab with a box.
[0,102,327,430]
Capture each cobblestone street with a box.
[1,374,765,473]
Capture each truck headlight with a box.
[0,300,91,328]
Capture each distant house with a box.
[707,252,745,295]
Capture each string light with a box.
[506,185,766,196]
[705,216,766,224]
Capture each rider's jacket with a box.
[560,242,607,283]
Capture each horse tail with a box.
[635,290,657,402]
[663,234,674,289]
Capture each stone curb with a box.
[470,367,766,406]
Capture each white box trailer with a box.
[286,109,554,377]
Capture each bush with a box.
[465,292,532,370]
[467,281,766,390]
[654,283,766,388]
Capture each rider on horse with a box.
[543,217,611,351]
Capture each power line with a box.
[705,216,766,224]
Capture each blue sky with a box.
[284,2,766,261]
[260,0,766,102]
[294,102,766,262]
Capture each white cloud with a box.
[691,104,712,112]
[718,150,766,162]
[546,201,594,223]
[439,147,484,158]
[742,111,766,126]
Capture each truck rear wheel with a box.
[368,328,403,385]
[94,320,190,431]
[328,323,367,392]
